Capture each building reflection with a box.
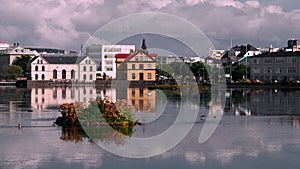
[31,86,98,111]
[126,88,156,113]
[30,86,156,113]
[224,88,300,127]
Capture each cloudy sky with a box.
[1,0,300,52]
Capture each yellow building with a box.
[115,39,156,82]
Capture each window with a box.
[148,64,151,69]
[287,57,296,63]
[90,66,93,71]
[62,69,66,79]
[140,56,144,61]
[42,74,45,80]
[132,90,135,96]
[135,56,138,61]
[132,73,136,79]
[37,60,40,64]
[35,66,38,71]
[83,66,86,71]
[106,60,113,65]
[139,88,144,97]
[62,88,66,99]
[53,70,57,79]
[275,67,285,74]
[147,73,152,79]
[53,88,57,99]
[264,59,272,64]
[41,60,43,64]
[139,64,144,69]
[89,60,91,64]
[132,64,135,70]
[288,67,297,74]
[90,74,93,80]
[107,67,113,71]
[264,67,272,74]
[85,60,88,64]
[71,70,75,79]
[42,66,45,71]
[83,74,86,80]
[253,67,261,74]
[35,74,38,80]
[275,57,284,64]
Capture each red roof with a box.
[115,53,131,58]
[115,53,157,58]
[148,54,157,57]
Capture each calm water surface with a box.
[0,86,300,169]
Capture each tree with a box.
[232,64,246,81]
[2,65,23,80]
[190,62,209,82]
[12,55,32,77]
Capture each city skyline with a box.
[1,0,300,53]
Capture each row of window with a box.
[82,66,94,71]
[135,56,150,62]
[253,67,297,74]
[34,65,95,72]
[253,57,297,64]
[131,64,152,69]
[132,73,152,79]
[35,66,45,71]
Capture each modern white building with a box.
[84,44,135,79]
[30,55,97,83]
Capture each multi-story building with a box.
[84,44,135,79]
[30,55,97,83]
[115,39,156,82]
[250,51,300,83]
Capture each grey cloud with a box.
[1,0,300,52]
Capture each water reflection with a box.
[1,87,300,168]
[224,88,300,117]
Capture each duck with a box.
[18,123,22,128]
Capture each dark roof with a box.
[42,55,79,64]
[252,51,300,58]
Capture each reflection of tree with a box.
[60,126,87,142]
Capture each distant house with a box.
[0,43,39,73]
[30,55,97,83]
[250,51,300,83]
[222,44,261,66]
[115,39,156,82]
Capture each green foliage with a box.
[12,55,32,77]
[232,64,246,81]
[2,65,23,80]
[190,61,209,81]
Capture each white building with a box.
[0,41,9,50]
[85,44,135,79]
[30,55,97,83]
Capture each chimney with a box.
[141,39,147,50]
[269,45,274,53]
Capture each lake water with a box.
[1,86,300,169]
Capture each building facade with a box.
[251,51,300,83]
[30,55,97,82]
[84,44,135,79]
[116,51,157,82]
